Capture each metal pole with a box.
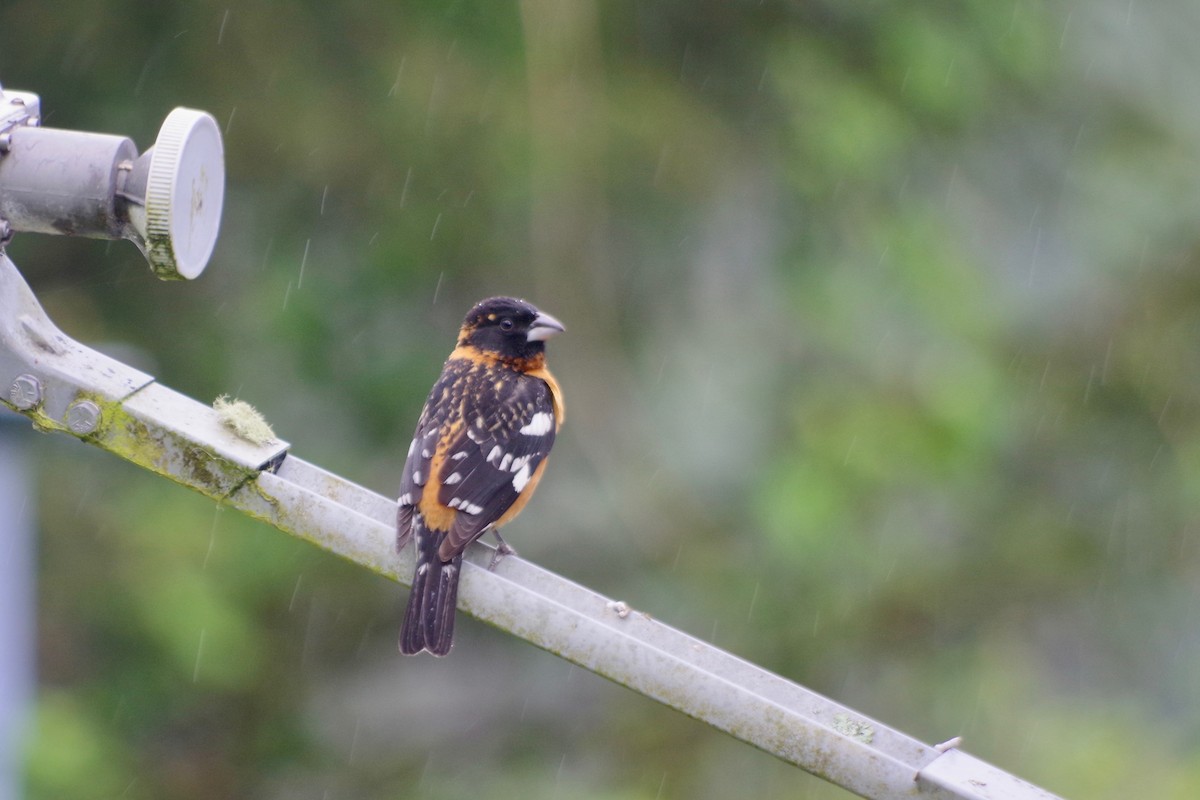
[0,409,35,800]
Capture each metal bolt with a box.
[8,374,42,410]
[66,400,102,435]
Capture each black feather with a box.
[399,520,461,656]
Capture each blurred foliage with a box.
[3,0,1200,798]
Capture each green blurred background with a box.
[3,1,1199,797]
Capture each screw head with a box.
[66,400,102,435]
[9,374,42,410]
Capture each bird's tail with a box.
[399,521,461,656]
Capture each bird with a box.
[396,296,565,656]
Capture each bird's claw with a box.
[487,531,517,571]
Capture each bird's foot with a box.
[487,530,518,571]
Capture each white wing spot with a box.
[407,438,417,457]
[486,445,503,464]
[449,497,484,514]
[398,492,412,506]
[413,470,423,485]
[520,411,553,436]
[499,453,513,471]
[467,427,485,443]
[421,448,432,459]
[510,455,531,473]
[444,472,462,485]
[513,463,532,493]
[451,451,469,461]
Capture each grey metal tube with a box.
[0,126,137,239]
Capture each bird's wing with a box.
[396,365,462,548]
[434,371,558,558]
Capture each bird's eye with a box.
[499,318,515,331]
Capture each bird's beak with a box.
[527,310,566,342]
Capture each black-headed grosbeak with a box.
[397,297,565,656]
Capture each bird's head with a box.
[457,296,565,367]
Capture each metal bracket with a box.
[0,86,41,246]
[1,253,287,493]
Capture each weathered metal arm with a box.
[0,252,1062,800]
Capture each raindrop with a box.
[653,144,671,187]
[430,212,443,241]
[654,355,667,387]
[945,163,958,209]
[555,753,568,785]
[203,505,221,570]
[400,167,413,209]
[354,621,373,658]
[433,271,445,304]
[1006,1,1020,36]
[747,581,760,621]
[1059,9,1073,50]
[260,237,274,271]
[298,238,310,289]
[388,57,407,98]
[348,717,362,765]
[320,185,329,216]
[282,279,293,311]
[942,57,956,87]
[1101,338,1113,385]
[843,435,859,466]
[218,9,230,45]
[1158,393,1172,425]
[289,574,304,612]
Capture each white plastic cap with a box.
[143,108,225,280]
